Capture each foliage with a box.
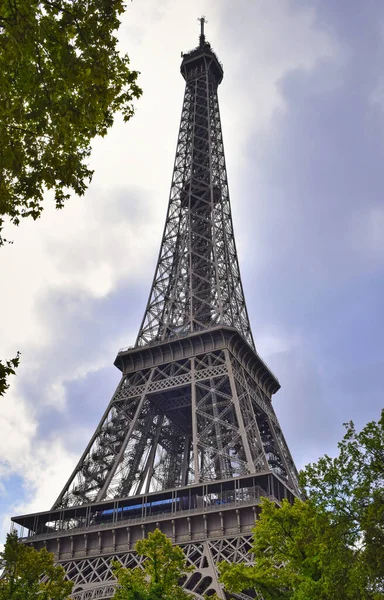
[0,352,20,396]
[220,497,371,600]
[0,530,72,599]
[112,529,193,600]
[219,411,384,600]
[0,0,142,245]
[301,410,384,595]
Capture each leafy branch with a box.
[0,0,142,246]
[0,352,20,396]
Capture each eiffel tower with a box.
[12,20,300,600]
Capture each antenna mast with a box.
[199,15,207,46]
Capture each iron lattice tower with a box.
[13,21,300,600]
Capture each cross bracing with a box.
[64,535,257,600]
[52,337,299,509]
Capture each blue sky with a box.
[0,0,383,543]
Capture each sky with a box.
[0,0,383,544]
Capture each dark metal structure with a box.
[12,20,300,600]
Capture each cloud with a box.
[235,0,384,464]
[0,184,154,540]
[1,0,383,546]
[271,345,341,468]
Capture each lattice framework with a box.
[136,37,253,348]
[53,346,299,509]
[65,536,257,600]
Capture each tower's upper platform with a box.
[181,40,223,84]
[181,18,223,84]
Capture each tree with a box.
[112,529,193,600]
[0,0,142,246]
[301,410,384,596]
[0,352,20,396]
[220,497,372,600]
[0,0,142,395]
[0,530,72,599]
[219,411,384,600]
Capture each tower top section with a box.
[181,17,223,85]
[136,21,253,349]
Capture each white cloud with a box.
[218,2,339,141]
[215,0,343,269]
[0,430,78,544]
[257,330,301,358]
[0,389,36,479]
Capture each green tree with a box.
[112,529,193,600]
[220,497,371,600]
[0,0,142,246]
[0,352,20,396]
[219,411,384,600]
[0,0,142,395]
[0,530,72,599]
[301,410,384,596]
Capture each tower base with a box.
[13,473,293,599]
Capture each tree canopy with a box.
[0,0,142,396]
[0,0,142,246]
[219,411,384,600]
[301,410,384,595]
[0,352,20,396]
[0,530,72,599]
[112,529,193,600]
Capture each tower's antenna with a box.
[198,16,207,47]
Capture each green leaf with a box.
[0,352,20,397]
[0,0,142,247]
